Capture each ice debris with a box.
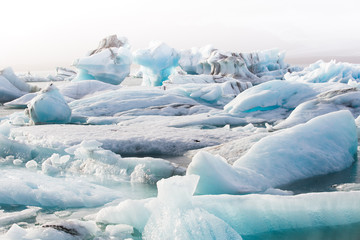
[133,41,180,86]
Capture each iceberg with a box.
[72,35,132,85]
[285,60,360,83]
[179,48,297,85]
[96,175,360,238]
[178,45,216,75]
[224,80,317,121]
[275,87,360,129]
[25,84,71,124]
[133,42,180,86]
[187,111,357,194]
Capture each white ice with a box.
[187,111,357,194]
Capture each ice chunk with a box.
[0,207,40,227]
[285,60,360,83]
[26,83,71,124]
[275,87,360,129]
[0,67,37,103]
[188,111,357,194]
[224,80,317,119]
[334,183,360,191]
[133,42,180,86]
[0,168,119,208]
[178,45,216,74]
[73,35,132,85]
[144,175,243,239]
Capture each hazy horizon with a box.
[1,0,360,71]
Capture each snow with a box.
[187,111,357,194]
[25,84,71,124]
[133,42,180,86]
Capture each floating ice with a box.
[26,83,71,124]
[224,80,317,120]
[69,86,210,117]
[9,119,241,156]
[0,168,120,208]
[55,140,185,184]
[96,175,360,238]
[0,68,38,103]
[0,207,40,227]
[179,48,297,84]
[285,60,360,83]
[73,35,132,85]
[133,42,180,86]
[275,87,360,129]
[188,111,357,194]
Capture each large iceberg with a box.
[285,60,360,83]
[96,175,360,238]
[187,110,357,194]
[25,83,71,124]
[179,48,297,85]
[133,42,180,86]
[72,35,132,85]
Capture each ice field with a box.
[0,35,360,239]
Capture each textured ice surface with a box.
[179,47,296,84]
[0,68,37,103]
[44,140,185,184]
[0,168,119,207]
[285,60,360,83]
[96,175,360,238]
[69,86,213,117]
[9,120,241,156]
[73,35,132,85]
[0,207,40,227]
[26,84,71,124]
[3,220,99,240]
[224,80,317,117]
[178,45,215,75]
[275,87,360,129]
[133,42,180,86]
[188,111,357,194]
[5,80,120,108]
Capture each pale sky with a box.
[1,0,360,71]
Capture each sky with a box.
[1,0,360,71]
